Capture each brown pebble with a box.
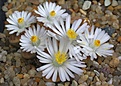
[117,36,121,42]
[21,51,36,59]
[7,3,13,9]
[92,1,98,4]
[95,22,101,27]
[20,0,25,2]
[17,74,24,79]
[29,0,40,5]
[114,6,121,10]
[107,6,114,11]
[35,77,41,83]
[109,58,119,68]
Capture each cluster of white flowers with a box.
[5,2,114,82]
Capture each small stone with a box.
[58,0,65,5]
[95,22,100,27]
[39,80,46,86]
[20,0,25,2]
[29,0,39,5]
[38,0,44,3]
[107,6,114,11]
[0,78,4,83]
[90,72,95,77]
[104,0,111,6]
[95,81,101,86]
[112,21,119,29]
[71,80,78,86]
[13,77,20,86]
[0,33,5,38]
[64,82,70,86]
[23,74,30,79]
[99,73,106,81]
[79,9,87,15]
[94,76,100,82]
[58,83,64,86]
[7,3,13,9]
[114,6,121,10]
[17,74,24,79]
[73,4,78,11]
[78,75,89,84]
[28,69,37,77]
[82,1,91,10]
[109,58,120,68]
[102,81,108,86]
[95,5,102,14]
[108,78,113,85]
[92,1,98,5]
[6,9,13,17]
[21,51,36,59]
[35,77,41,83]
[2,6,8,11]
[25,6,32,11]
[45,82,55,86]
[117,36,121,42]
[112,0,118,6]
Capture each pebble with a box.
[21,51,36,59]
[109,58,120,68]
[78,75,89,84]
[82,1,91,10]
[58,0,65,5]
[107,6,114,11]
[35,77,41,83]
[0,33,6,38]
[64,82,70,86]
[2,6,8,12]
[79,9,87,15]
[17,74,24,79]
[13,77,20,86]
[0,78,4,83]
[104,0,111,6]
[28,69,37,77]
[112,0,118,6]
[39,80,46,86]
[117,36,121,42]
[1,0,121,86]
[71,80,78,86]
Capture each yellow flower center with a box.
[18,18,24,23]
[31,35,38,43]
[67,29,78,40]
[54,51,67,65]
[94,40,100,47]
[50,10,56,17]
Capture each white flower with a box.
[48,15,89,61]
[77,26,114,60]
[36,37,86,82]
[19,24,47,53]
[6,11,36,36]
[34,2,68,28]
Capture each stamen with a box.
[18,18,24,23]
[50,10,56,17]
[67,29,78,40]
[55,51,67,65]
[94,40,100,47]
[31,35,38,43]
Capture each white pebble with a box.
[82,1,91,10]
[108,78,113,84]
[112,0,118,6]
[104,0,111,6]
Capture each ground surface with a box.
[0,0,121,86]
